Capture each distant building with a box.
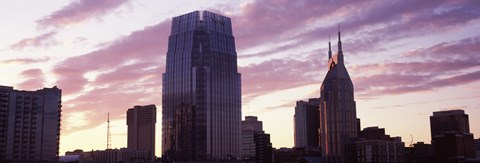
[476,138,480,158]
[355,127,405,163]
[429,110,476,162]
[127,105,156,161]
[433,131,476,161]
[0,86,62,161]
[65,148,149,163]
[273,147,323,163]
[319,30,358,163]
[241,116,272,163]
[430,110,470,139]
[404,142,434,163]
[294,98,320,149]
[66,149,85,156]
[243,116,262,131]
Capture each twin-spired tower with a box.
[319,30,359,163]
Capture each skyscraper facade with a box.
[0,85,62,161]
[294,98,320,149]
[126,105,156,161]
[319,31,358,163]
[162,11,242,160]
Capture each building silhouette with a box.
[405,142,434,163]
[475,138,480,158]
[318,30,358,163]
[127,105,156,161]
[241,116,272,163]
[355,127,405,163]
[429,110,476,162]
[430,110,470,139]
[294,98,320,149]
[162,10,242,160]
[0,86,62,161]
[64,148,150,163]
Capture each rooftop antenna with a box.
[409,134,413,147]
[107,113,111,149]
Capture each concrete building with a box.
[0,85,62,161]
[432,131,476,162]
[355,127,405,163]
[241,116,272,163]
[294,98,320,149]
[318,30,358,163]
[476,138,480,158]
[127,105,156,161]
[243,116,262,131]
[429,110,476,162]
[162,10,242,160]
[404,142,434,163]
[65,148,149,163]
[273,147,323,163]
[430,110,470,139]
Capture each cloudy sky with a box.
[1,0,480,156]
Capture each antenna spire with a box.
[328,34,332,59]
[107,113,111,149]
[338,24,342,53]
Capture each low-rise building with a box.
[65,148,150,163]
[355,127,405,163]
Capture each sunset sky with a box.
[1,0,480,157]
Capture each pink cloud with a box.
[229,0,362,51]
[53,19,170,95]
[53,20,170,133]
[229,0,480,59]
[38,0,130,28]
[240,51,325,101]
[0,57,50,65]
[18,69,45,90]
[10,32,57,50]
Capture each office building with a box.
[243,116,262,131]
[162,10,242,160]
[430,110,470,139]
[429,110,476,162]
[65,148,150,163]
[0,85,61,161]
[433,132,476,161]
[318,30,358,163]
[241,116,272,163]
[294,98,320,149]
[127,105,156,161]
[475,138,480,158]
[404,142,434,163]
[355,127,405,163]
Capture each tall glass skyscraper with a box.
[162,11,241,161]
[319,30,358,163]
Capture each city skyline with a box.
[0,0,480,158]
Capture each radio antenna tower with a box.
[107,113,111,149]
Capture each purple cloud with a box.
[10,32,57,50]
[38,0,130,28]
